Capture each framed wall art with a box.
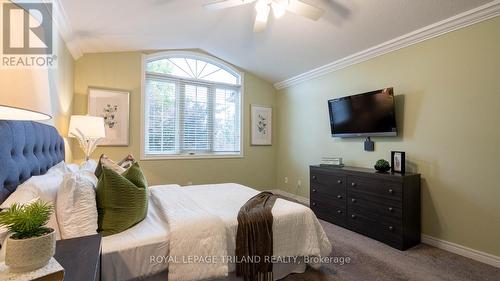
[88,87,130,146]
[251,105,272,146]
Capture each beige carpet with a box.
[279,220,500,281]
[144,219,500,281]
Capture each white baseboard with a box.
[421,234,500,268]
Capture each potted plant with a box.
[0,200,55,272]
[374,159,391,173]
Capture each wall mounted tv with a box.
[328,88,397,137]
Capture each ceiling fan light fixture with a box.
[271,2,286,18]
[255,4,270,22]
[255,0,269,13]
[254,0,270,32]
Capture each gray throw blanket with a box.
[236,192,278,281]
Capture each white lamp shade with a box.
[0,68,52,120]
[69,115,106,139]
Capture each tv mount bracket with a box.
[364,137,375,152]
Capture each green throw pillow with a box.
[96,162,148,236]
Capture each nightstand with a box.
[54,234,102,281]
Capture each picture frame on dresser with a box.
[88,87,130,146]
[391,151,405,174]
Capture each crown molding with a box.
[274,0,500,90]
[46,0,83,60]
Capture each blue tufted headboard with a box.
[0,121,65,203]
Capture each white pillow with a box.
[56,171,98,239]
[0,225,9,248]
[67,163,80,173]
[47,161,72,176]
[0,165,69,240]
[79,159,98,173]
[2,173,62,209]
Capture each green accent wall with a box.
[275,17,500,257]
[73,51,277,190]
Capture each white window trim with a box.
[140,51,245,160]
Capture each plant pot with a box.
[5,228,56,273]
[374,165,391,173]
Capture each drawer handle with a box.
[351,215,356,219]
[351,198,356,203]
[351,182,356,187]
[337,195,342,199]
[337,210,342,214]
[388,207,394,212]
[312,202,316,206]
[337,180,342,184]
[312,188,317,193]
[312,175,317,180]
[388,226,394,231]
[388,189,394,194]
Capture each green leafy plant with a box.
[0,201,53,240]
[374,159,391,172]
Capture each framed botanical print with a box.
[88,87,130,146]
[251,105,272,145]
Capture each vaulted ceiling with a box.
[58,0,493,84]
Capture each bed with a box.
[0,121,331,281]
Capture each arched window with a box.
[142,51,243,158]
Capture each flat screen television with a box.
[328,88,397,137]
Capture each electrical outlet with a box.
[297,180,302,187]
[284,177,288,184]
[187,181,193,185]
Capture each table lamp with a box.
[68,115,106,160]
[0,68,52,120]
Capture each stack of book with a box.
[320,157,344,167]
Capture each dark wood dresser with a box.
[310,165,421,250]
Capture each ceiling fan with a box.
[203,0,324,32]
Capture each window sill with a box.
[140,153,244,160]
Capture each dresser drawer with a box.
[311,172,345,189]
[311,200,346,227]
[348,190,402,221]
[347,211,403,249]
[311,185,346,208]
[347,176,402,201]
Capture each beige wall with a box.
[73,52,277,190]
[42,31,75,162]
[275,17,500,256]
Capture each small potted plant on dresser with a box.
[0,200,56,272]
[374,159,391,173]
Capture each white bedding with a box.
[101,183,331,281]
[152,183,331,281]
[101,185,177,281]
[151,186,229,281]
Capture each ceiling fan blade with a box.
[285,0,324,21]
[203,0,256,11]
[253,4,270,32]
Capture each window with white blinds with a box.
[143,52,242,158]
